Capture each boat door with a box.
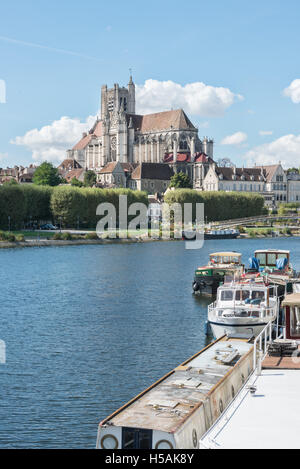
[286,305,300,339]
[122,427,153,449]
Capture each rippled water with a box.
[0,237,300,448]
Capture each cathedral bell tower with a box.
[100,77,136,121]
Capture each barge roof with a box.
[282,293,300,306]
[210,252,242,257]
[100,337,253,433]
[200,368,300,449]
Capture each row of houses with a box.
[203,163,300,207]
[0,165,37,184]
[58,156,300,208]
[2,158,300,210]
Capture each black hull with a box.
[204,233,239,240]
[193,275,222,296]
[183,232,239,241]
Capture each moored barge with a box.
[97,336,254,449]
[193,252,244,296]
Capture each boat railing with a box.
[253,320,285,371]
[208,303,277,320]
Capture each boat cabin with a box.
[209,252,242,266]
[254,250,290,271]
[282,293,300,340]
[96,337,254,449]
[213,283,277,317]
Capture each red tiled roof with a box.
[72,120,103,150]
[163,152,211,164]
[65,169,85,183]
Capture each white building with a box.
[203,163,288,207]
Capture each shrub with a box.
[164,190,265,222]
[53,233,63,240]
[62,232,73,240]
[84,232,99,240]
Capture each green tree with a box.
[33,162,62,186]
[84,170,97,187]
[71,177,84,187]
[3,178,18,186]
[170,171,193,189]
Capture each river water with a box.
[0,237,300,448]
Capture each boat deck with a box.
[262,347,300,370]
[100,337,253,433]
[200,368,300,449]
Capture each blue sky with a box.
[1,0,300,168]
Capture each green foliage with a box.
[33,162,62,186]
[71,177,84,187]
[53,232,63,240]
[0,185,27,230]
[287,168,300,174]
[85,232,99,240]
[164,190,265,222]
[62,232,73,240]
[0,183,148,230]
[278,202,300,216]
[169,171,193,189]
[0,231,18,242]
[21,185,53,222]
[50,186,86,228]
[3,178,18,186]
[50,186,148,228]
[84,170,97,187]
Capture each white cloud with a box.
[135,79,243,117]
[245,133,300,168]
[283,79,300,104]
[11,115,96,164]
[259,130,273,136]
[221,131,248,146]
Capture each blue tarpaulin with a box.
[276,257,288,270]
[249,257,260,271]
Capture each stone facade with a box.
[67,78,214,189]
[203,163,293,207]
[0,165,37,184]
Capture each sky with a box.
[1,0,300,169]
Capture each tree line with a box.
[0,185,148,230]
[164,189,266,222]
[0,185,266,231]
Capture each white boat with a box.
[207,281,279,339]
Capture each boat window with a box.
[251,311,260,318]
[123,428,135,449]
[220,290,234,301]
[252,291,265,300]
[277,253,288,265]
[236,290,250,301]
[256,253,266,266]
[122,428,152,449]
[267,253,277,266]
[290,306,300,337]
